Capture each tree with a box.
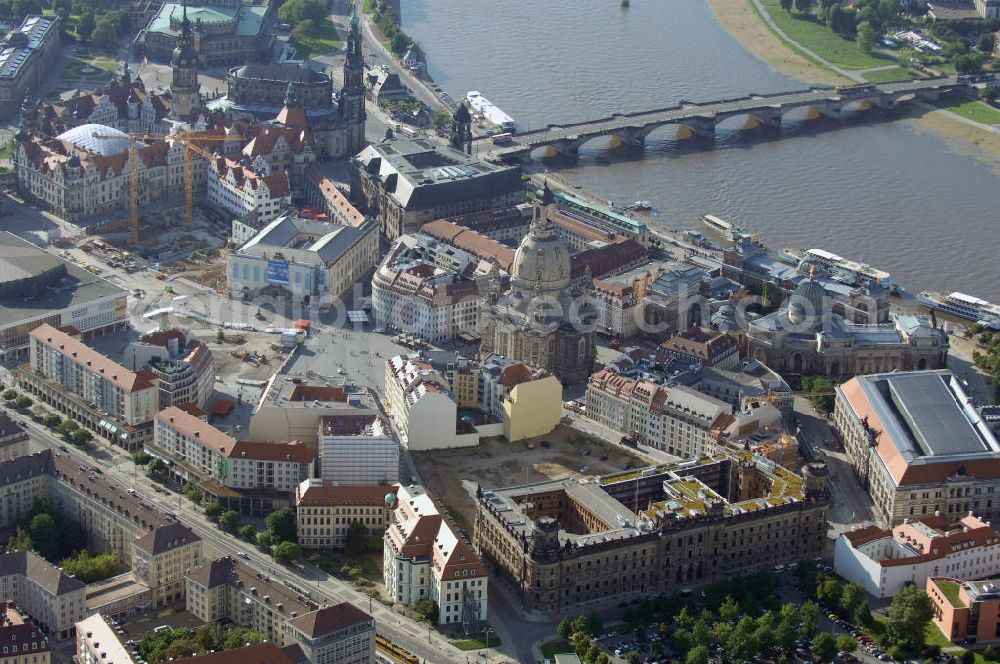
[800,601,820,639]
[256,531,273,552]
[238,525,257,541]
[43,414,62,428]
[977,32,995,53]
[686,644,709,664]
[840,583,866,616]
[216,329,225,342]
[291,18,315,41]
[982,87,999,102]
[856,21,876,54]
[344,521,372,556]
[836,634,858,654]
[133,451,151,465]
[57,419,79,436]
[28,513,59,558]
[433,110,449,129]
[793,0,814,12]
[278,0,326,25]
[204,502,223,521]
[584,613,603,638]
[14,396,31,409]
[557,617,574,640]
[884,585,933,652]
[273,541,301,563]
[11,0,39,19]
[626,653,642,664]
[147,458,166,475]
[780,0,793,10]
[71,429,93,446]
[62,551,119,583]
[955,53,984,74]
[265,507,296,543]
[76,10,95,42]
[218,510,240,533]
[90,15,118,46]
[223,627,264,651]
[390,32,408,56]
[719,595,741,622]
[813,632,838,663]
[1,389,16,401]
[414,598,438,622]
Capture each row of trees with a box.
[40,414,94,446]
[968,324,1000,399]
[778,0,902,53]
[2,388,32,410]
[137,624,266,664]
[279,0,328,42]
[370,4,418,57]
[203,502,303,563]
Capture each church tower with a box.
[340,4,366,154]
[170,0,201,119]
[450,103,472,154]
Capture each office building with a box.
[0,414,31,462]
[835,370,1000,526]
[474,453,829,614]
[123,328,215,410]
[294,480,392,551]
[384,485,488,626]
[928,575,1000,644]
[350,139,523,241]
[0,233,127,362]
[660,326,740,371]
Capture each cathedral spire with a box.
[284,81,300,108]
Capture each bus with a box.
[491,132,513,144]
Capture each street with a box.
[12,412,476,664]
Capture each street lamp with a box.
[483,626,493,649]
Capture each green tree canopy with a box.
[414,598,438,622]
[62,550,119,583]
[204,502,223,521]
[273,541,301,563]
[265,507,296,542]
[218,510,240,533]
[278,0,326,25]
[687,644,710,664]
[813,632,838,663]
[884,585,933,652]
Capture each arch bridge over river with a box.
[481,77,962,162]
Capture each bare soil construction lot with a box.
[412,426,650,530]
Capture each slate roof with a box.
[286,602,372,639]
[133,521,200,555]
[0,551,85,595]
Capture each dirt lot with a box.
[412,426,651,530]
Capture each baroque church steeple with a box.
[170,0,201,118]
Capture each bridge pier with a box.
[753,107,783,129]
[817,102,842,120]
[685,117,717,139]
[552,139,582,158]
[870,94,897,110]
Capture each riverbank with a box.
[706,0,1000,164]
[704,0,847,86]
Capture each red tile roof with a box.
[31,324,155,392]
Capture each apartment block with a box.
[286,603,375,664]
[0,602,50,664]
[0,551,85,640]
[0,415,31,462]
[131,521,202,608]
[151,407,315,516]
[294,480,392,550]
[18,324,159,450]
[384,484,488,626]
[586,369,732,458]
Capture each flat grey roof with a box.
[885,373,988,456]
[0,232,126,330]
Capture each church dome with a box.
[787,276,825,324]
[511,223,572,293]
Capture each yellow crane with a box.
[93,131,233,243]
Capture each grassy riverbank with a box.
[704,0,847,86]
[929,97,1000,125]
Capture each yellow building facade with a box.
[503,375,562,442]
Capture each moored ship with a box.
[917,291,1000,329]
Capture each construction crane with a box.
[93,131,232,243]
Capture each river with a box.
[400,0,1000,301]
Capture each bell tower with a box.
[170,0,201,118]
[450,103,472,154]
[340,4,366,154]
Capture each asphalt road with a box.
[11,411,474,664]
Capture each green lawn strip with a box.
[744,0,847,80]
[452,637,501,651]
[931,96,1000,124]
[862,67,915,83]
[541,640,573,658]
[923,622,952,649]
[293,17,343,59]
[759,0,896,69]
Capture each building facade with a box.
[286,603,375,664]
[208,156,291,224]
[835,370,1000,526]
[140,0,275,67]
[586,369,732,458]
[0,233,128,362]
[474,454,829,615]
[350,139,523,242]
[928,576,1000,644]
[0,16,60,119]
[835,515,1000,598]
[18,324,160,450]
[294,480,392,550]
[317,415,399,486]
[384,485,488,627]
[0,551,86,640]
